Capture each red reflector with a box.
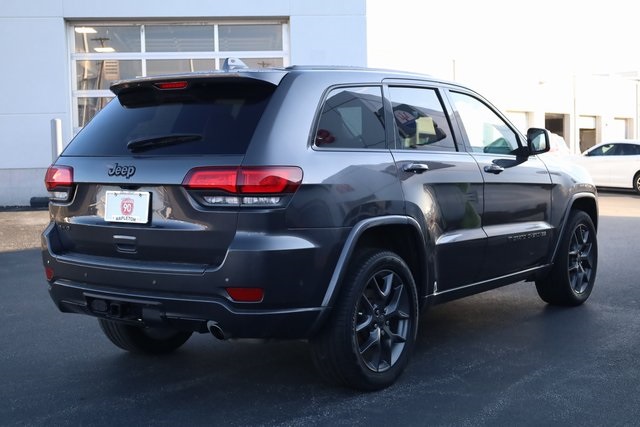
[45,267,54,281]
[45,166,73,191]
[154,81,188,90]
[226,287,264,302]
[183,166,302,194]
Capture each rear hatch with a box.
[45,73,286,272]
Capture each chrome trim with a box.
[483,221,553,238]
[432,265,548,297]
[435,228,486,245]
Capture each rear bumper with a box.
[49,279,325,339]
[42,221,347,339]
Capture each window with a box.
[589,143,640,156]
[315,87,386,150]
[449,92,520,155]
[71,21,289,131]
[388,87,456,151]
[65,81,275,157]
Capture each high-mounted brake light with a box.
[45,165,73,191]
[154,81,188,90]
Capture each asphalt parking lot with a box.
[1,191,639,426]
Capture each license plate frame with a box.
[104,190,151,224]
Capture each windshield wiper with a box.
[126,134,202,153]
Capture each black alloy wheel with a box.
[355,268,411,373]
[310,249,418,391]
[567,221,596,295]
[536,210,598,306]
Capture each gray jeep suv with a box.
[42,64,598,390]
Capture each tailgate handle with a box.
[113,235,137,254]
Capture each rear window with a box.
[62,80,275,156]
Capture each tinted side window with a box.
[449,91,520,155]
[387,87,456,152]
[588,144,615,156]
[315,87,386,149]
[618,144,640,155]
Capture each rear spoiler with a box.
[111,70,288,96]
[111,72,287,108]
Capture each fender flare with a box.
[549,192,598,264]
[320,215,427,308]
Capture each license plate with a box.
[105,191,150,224]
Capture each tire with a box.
[98,319,192,354]
[633,171,640,194]
[310,249,419,391]
[536,210,597,306]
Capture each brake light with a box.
[184,168,238,192]
[183,166,302,207]
[45,165,73,190]
[239,168,302,194]
[154,81,188,90]
[183,167,303,194]
[45,165,74,202]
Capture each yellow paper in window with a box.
[416,117,436,135]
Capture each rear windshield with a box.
[63,80,276,156]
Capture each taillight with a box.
[45,165,74,202]
[239,168,301,194]
[183,166,303,207]
[184,168,238,193]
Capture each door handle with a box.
[484,164,505,174]
[403,163,429,174]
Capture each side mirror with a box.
[526,128,550,155]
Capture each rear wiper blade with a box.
[127,134,202,152]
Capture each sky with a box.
[367,0,640,79]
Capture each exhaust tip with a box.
[207,321,225,340]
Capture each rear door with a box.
[49,77,279,273]
[445,89,553,280]
[385,83,486,292]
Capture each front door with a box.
[446,90,553,281]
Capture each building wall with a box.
[2,0,638,206]
[0,0,367,206]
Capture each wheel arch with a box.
[549,192,598,264]
[319,216,431,311]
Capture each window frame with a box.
[312,84,388,151]
[384,84,459,152]
[444,88,525,156]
